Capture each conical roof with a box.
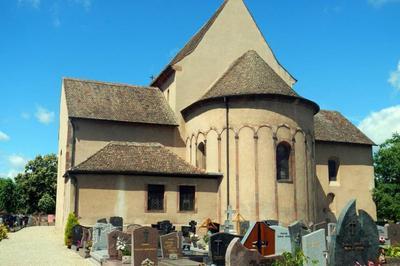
[201,50,298,100]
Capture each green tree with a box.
[15,154,57,214]
[373,133,400,221]
[0,178,17,213]
[38,193,56,214]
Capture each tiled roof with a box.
[201,50,299,100]
[314,110,374,145]
[70,142,219,177]
[63,78,177,125]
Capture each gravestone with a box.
[108,230,131,260]
[270,225,291,255]
[72,225,83,248]
[239,221,250,236]
[152,220,175,236]
[241,222,275,256]
[302,229,327,266]
[97,218,107,223]
[209,232,242,266]
[386,224,400,246]
[109,216,123,231]
[226,238,281,266]
[263,220,279,226]
[288,221,310,254]
[181,220,197,237]
[223,206,236,234]
[92,223,116,251]
[79,227,92,258]
[329,199,379,266]
[132,226,158,266]
[160,232,182,259]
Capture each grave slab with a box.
[302,229,327,266]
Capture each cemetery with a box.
[51,199,399,265]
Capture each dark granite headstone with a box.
[209,232,242,266]
[97,218,107,224]
[181,220,197,237]
[132,226,158,266]
[329,199,379,266]
[160,232,182,259]
[72,225,83,247]
[241,222,275,256]
[109,216,123,230]
[108,230,131,260]
[288,221,310,254]
[386,223,400,246]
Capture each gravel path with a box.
[0,226,93,266]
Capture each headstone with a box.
[108,230,131,260]
[27,216,34,226]
[288,221,310,254]
[182,242,192,256]
[47,214,55,224]
[181,220,197,237]
[241,222,275,256]
[386,224,400,246]
[109,216,123,230]
[97,218,107,223]
[152,220,175,235]
[160,232,182,259]
[329,199,379,266]
[92,223,116,251]
[263,220,279,226]
[72,225,83,247]
[80,227,92,249]
[132,226,158,266]
[226,238,281,266]
[239,221,250,236]
[209,232,242,266]
[223,206,236,234]
[270,225,291,255]
[302,229,327,266]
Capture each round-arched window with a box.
[196,142,206,169]
[276,142,291,180]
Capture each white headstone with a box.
[270,225,291,254]
[302,229,327,266]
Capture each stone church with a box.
[55,0,376,230]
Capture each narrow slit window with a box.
[328,159,339,182]
[276,142,291,180]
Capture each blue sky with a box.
[0,0,399,177]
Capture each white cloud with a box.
[18,0,40,9]
[8,155,28,168]
[358,105,400,144]
[388,61,400,91]
[368,0,400,7]
[0,131,10,142]
[35,106,55,124]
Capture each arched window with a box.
[196,141,206,169]
[328,158,340,182]
[276,142,291,180]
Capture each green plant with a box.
[0,224,8,241]
[203,234,210,244]
[64,213,79,246]
[38,193,55,214]
[272,249,318,266]
[386,245,400,258]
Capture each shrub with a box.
[272,249,317,266]
[64,213,79,246]
[0,224,8,241]
[38,193,55,214]
[386,245,400,258]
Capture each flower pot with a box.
[122,256,131,264]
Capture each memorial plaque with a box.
[108,230,131,260]
[209,232,241,266]
[329,199,379,266]
[160,232,182,259]
[288,221,310,253]
[132,226,158,266]
[241,222,275,256]
[386,224,400,246]
[226,238,281,266]
[270,225,291,255]
[302,229,327,266]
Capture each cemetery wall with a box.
[72,119,186,166]
[168,0,295,118]
[315,142,376,221]
[75,174,219,226]
[184,97,315,225]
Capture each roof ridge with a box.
[63,77,157,90]
[109,141,163,147]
